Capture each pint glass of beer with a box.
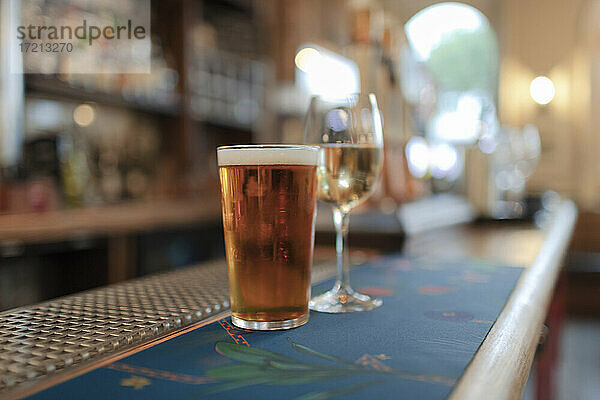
[217,145,319,330]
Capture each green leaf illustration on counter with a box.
[191,339,456,399]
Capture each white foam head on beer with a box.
[217,145,319,166]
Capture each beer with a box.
[218,145,319,330]
[317,144,382,213]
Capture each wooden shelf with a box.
[0,198,221,244]
[194,117,254,133]
[25,75,182,117]
[209,0,254,13]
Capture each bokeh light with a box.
[529,76,555,105]
[295,44,360,101]
[406,136,430,178]
[430,142,459,179]
[294,47,321,73]
[73,104,95,127]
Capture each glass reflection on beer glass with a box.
[304,94,384,313]
[217,145,319,330]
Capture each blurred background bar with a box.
[0,0,589,304]
[1,1,600,397]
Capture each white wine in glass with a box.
[318,143,382,214]
[305,94,384,313]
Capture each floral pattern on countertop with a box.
[28,253,523,400]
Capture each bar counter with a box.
[0,201,577,400]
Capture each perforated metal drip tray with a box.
[0,260,231,396]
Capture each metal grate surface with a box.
[0,260,230,394]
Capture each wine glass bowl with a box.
[305,94,384,313]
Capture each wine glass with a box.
[304,93,384,313]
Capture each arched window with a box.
[404,2,499,144]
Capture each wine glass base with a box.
[309,288,382,313]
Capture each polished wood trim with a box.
[0,198,220,244]
[449,201,578,400]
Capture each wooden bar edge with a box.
[449,200,578,400]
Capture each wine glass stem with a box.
[332,208,351,292]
